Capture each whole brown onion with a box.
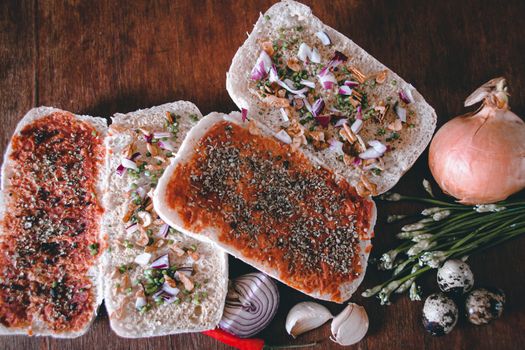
[429,77,525,204]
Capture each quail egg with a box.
[422,293,458,336]
[437,259,474,294]
[465,288,505,325]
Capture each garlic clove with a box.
[330,303,369,346]
[285,301,333,338]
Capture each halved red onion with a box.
[328,138,344,155]
[219,272,279,338]
[316,31,331,46]
[126,223,139,234]
[157,223,170,238]
[315,115,331,128]
[351,119,363,134]
[153,132,172,139]
[338,85,353,95]
[334,118,348,127]
[279,108,289,122]
[312,98,325,117]
[121,157,138,171]
[251,50,272,80]
[150,254,169,269]
[317,67,337,90]
[158,140,177,152]
[300,79,315,89]
[399,86,415,104]
[344,80,360,87]
[241,108,248,122]
[274,130,292,144]
[395,103,407,122]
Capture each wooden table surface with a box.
[1,0,524,349]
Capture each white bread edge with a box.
[154,111,377,303]
[102,102,229,338]
[225,0,437,195]
[0,106,107,338]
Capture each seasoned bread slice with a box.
[154,111,376,303]
[102,102,228,338]
[0,107,106,338]
[226,0,437,195]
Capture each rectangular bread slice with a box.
[102,102,228,338]
[0,107,107,337]
[154,111,376,303]
[226,0,437,195]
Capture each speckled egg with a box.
[422,293,458,336]
[437,259,474,294]
[465,288,505,325]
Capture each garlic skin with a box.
[285,302,333,338]
[330,303,369,346]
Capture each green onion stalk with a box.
[362,186,525,305]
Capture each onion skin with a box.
[429,87,525,204]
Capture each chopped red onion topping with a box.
[126,223,139,235]
[251,50,273,80]
[158,140,177,152]
[315,115,331,128]
[327,50,348,69]
[338,85,353,95]
[153,132,172,139]
[162,282,180,296]
[299,79,316,88]
[312,98,325,117]
[135,296,147,310]
[121,157,138,171]
[356,105,363,120]
[359,140,387,159]
[399,86,415,104]
[317,67,337,90]
[328,138,344,155]
[344,80,360,87]
[150,254,169,269]
[274,130,292,144]
[395,103,407,122]
[134,252,152,266]
[334,118,348,127]
[241,108,248,122]
[116,164,125,176]
[351,119,363,134]
[315,31,331,46]
[135,186,147,199]
[157,223,170,238]
[297,43,321,64]
[269,65,308,97]
[279,108,289,122]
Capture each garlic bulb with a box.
[330,303,369,346]
[285,301,333,338]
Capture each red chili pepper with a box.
[202,329,265,350]
[202,329,317,350]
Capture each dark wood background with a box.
[1,0,524,349]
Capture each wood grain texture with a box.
[1,0,524,349]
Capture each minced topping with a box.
[109,112,210,319]
[249,25,419,195]
[0,112,104,333]
[165,121,374,301]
